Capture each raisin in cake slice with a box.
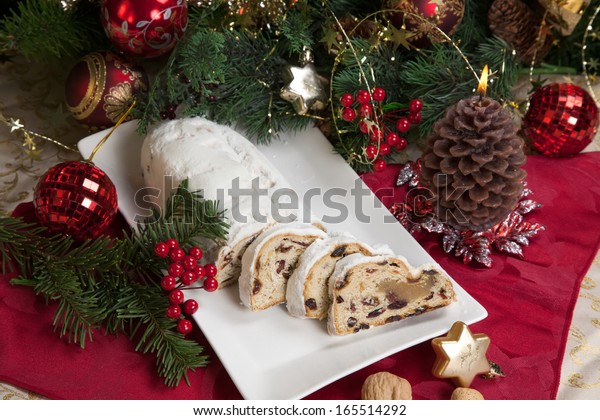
[239,223,327,311]
[327,254,456,335]
[286,232,393,320]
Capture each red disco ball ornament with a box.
[101,0,188,58]
[386,0,465,48]
[523,83,599,157]
[65,51,148,130]
[33,161,118,241]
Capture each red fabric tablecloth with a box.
[1,153,599,400]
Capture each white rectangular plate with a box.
[78,120,487,400]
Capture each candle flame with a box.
[477,65,489,96]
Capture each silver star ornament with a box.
[280,63,328,115]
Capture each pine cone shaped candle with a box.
[421,77,527,232]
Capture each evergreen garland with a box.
[2,0,596,170]
[0,180,228,387]
[0,0,107,61]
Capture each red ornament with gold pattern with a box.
[65,51,148,130]
[101,0,188,58]
[523,83,599,157]
[33,161,118,241]
[386,0,465,48]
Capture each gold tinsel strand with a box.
[326,5,481,167]
[0,111,79,159]
[582,2,600,104]
[191,0,293,28]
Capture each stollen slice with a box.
[286,232,392,320]
[327,254,456,335]
[239,222,327,311]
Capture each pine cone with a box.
[488,0,553,64]
[420,96,527,232]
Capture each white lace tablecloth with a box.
[1,59,599,400]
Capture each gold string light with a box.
[527,8,553,113]
[582,2,600,104]
[327,4,482,167]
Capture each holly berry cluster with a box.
[339,87,423,172]
[154,239,219,335]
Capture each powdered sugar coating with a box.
[239,222,327,309]
[141,117,314,287]
[141,117,292,244]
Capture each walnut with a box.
[361,372,412,400]
[451,387,485,400]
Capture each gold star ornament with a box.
[431,321,491,387]
[280,63,328,115]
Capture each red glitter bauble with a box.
[386,0,465,48]
[65,51,148,130]
[33,161,118,241]
[101,0,188,58]
[523,83,599,157]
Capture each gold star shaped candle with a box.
[431,321,491,387]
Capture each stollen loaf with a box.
[141,117,302,288]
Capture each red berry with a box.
[203,277,219,292]
[166,304,181,319]
[182,255,197,271]
[409,99,423,114]
[356,90,371,104]
[204,263,218,277]
[169,289,185,305]
[359,120,369,134]
[177,319,193,335]
[169,247,185,262]
[165,238,178,249]
[340,93,354,107]
[379,143,391,156]
[180,270,197,286]
[342,107,356,122]
[365,145,378,159]
[168,262,184,277]
[193,265,206,279]
[396,117,411,133]
[358,103,373,118]
[386,132,400,146]
[395,137,408,151]
[188,246,203,259]
[373,159,387,172]
[160,275,177,291]
[372,87,386,102]
[369,126,383,142]
[154,242,169,258]
[408,112,422,124]
[183,299,199,315]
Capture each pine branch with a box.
[115,281,208,387]
[12,263,107,348]
[0,182,228,386]
[280,3,317,54]
[0,217,46,274]
[0,0,107,61]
